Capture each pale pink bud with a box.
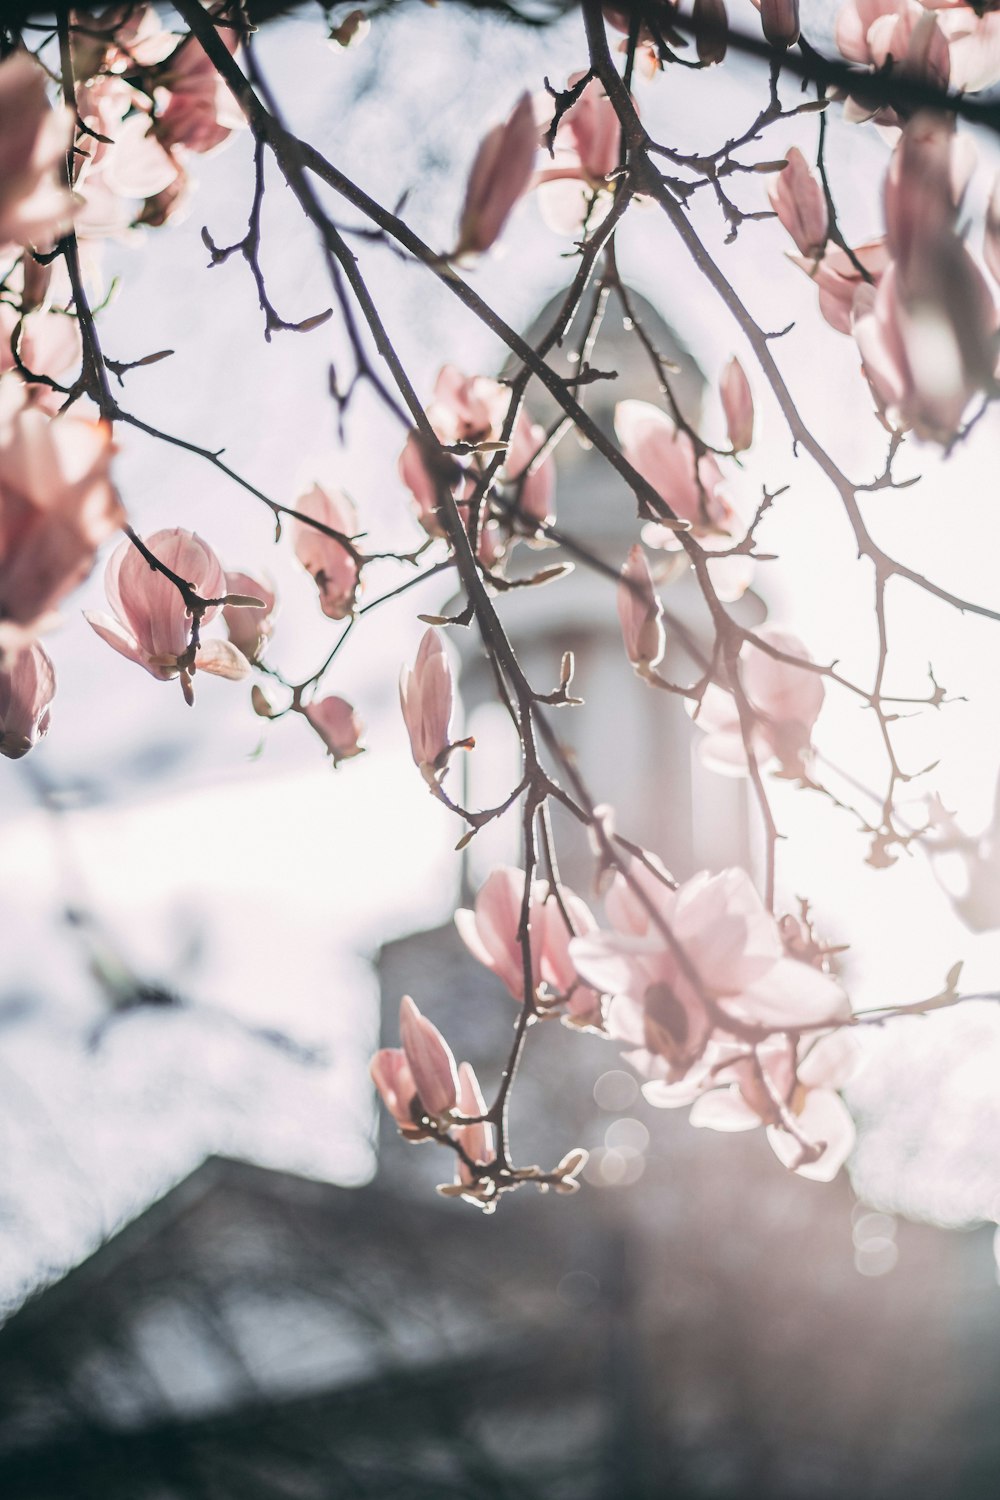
[694,0,729,64]
[370,1048,419,1133]
[454,1061,495,1185]
[454,91,537,260]
[0,376,123,654]
[85,528,248,696]
[455,866,545,1001]
[617,544,664,673]
[303,695,365,764]
[0,55,75,252]
[399,995,459,1118]
[0,640,54,758]
[720,357,754,453]
[292,483,360,621]
[223,570,275,661]
[614,400,734,538]
[505,409,555,533]
[754,0,799,46]
[399,627,456,784]
[768,147,828,260]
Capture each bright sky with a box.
[3,0,1000,1311]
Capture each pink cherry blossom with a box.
[0,54,75,252]
[303,695,365,764]
[455,865,546,1001]
[618,543,665,675]
[719,357,754,453]
[399,627,462,786]
[691,626,825,778]
[453,1062,496,1186]
[398,995,459,1118]
[571,863,851,1090]
[292,483,360,621]
[85,528,248,700]
[453,91,537,260]
[768,147,828,260]
[0,640,54,759]
[223,569,275,662]
[0,375,123,654]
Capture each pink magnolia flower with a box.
[837,0,1000,105]
[534,73,622,235]
[0,375,123,654]
[752,0,800,46]
[0,303,82,387]
[505,409,555,534]
[0,640,54,759]
[85,528,248,700]
[370,1047,422,1136]
[453,91,537,260]
[0,54,75,252]
[688,1030,862,1181]
[692,626,825,778]
[792,238,891,336]
[571,863,851,1088]
[303,695,365,764]
[154,29,246,155]
[223,569,275,662]
[398,994,459,1118]
[453,1061,496,1186]
[456,865,546,1001]
[618,543,665,675]
[536,887,604,1026]
[400,627,466,786]
[292,484,360,621]
[427,365,509,445]
[768,147,829,260]
[719,357,754,453]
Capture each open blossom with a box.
[456,866,601,1017]
[154,29,246,155]
[768,148,828,260]
[618,543,664,675]
[0,54,75,252]
[571,863,851,1090]
[292,484,360,621]
[85,528,248,700]
[794,239,891,336]
[453,91,537,260]
[0,375,123,654]
[223,570,275,662]
[400,627,467,786]
[303,695,365,764]
[685,1029,862,1181]
[836,0,1000,115]
[0,640,54,759]
[692,626,825,778]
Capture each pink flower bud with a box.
[0,640,54,758]
[694,0,729,64]
[453,91,537,260]
[754,0,799,46]
[455,866,545,1001]
[454,1061,495,1185]
[223,570,275,662]
[617,544,665,673]
[303,694,364,764]
[505,409,555,533]
[399,627,457,785]
[720,357,754,454]
[292,483,360,621]
[399,995,459,1118]
[370,1048,420,1133]
[767,148,828,260]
